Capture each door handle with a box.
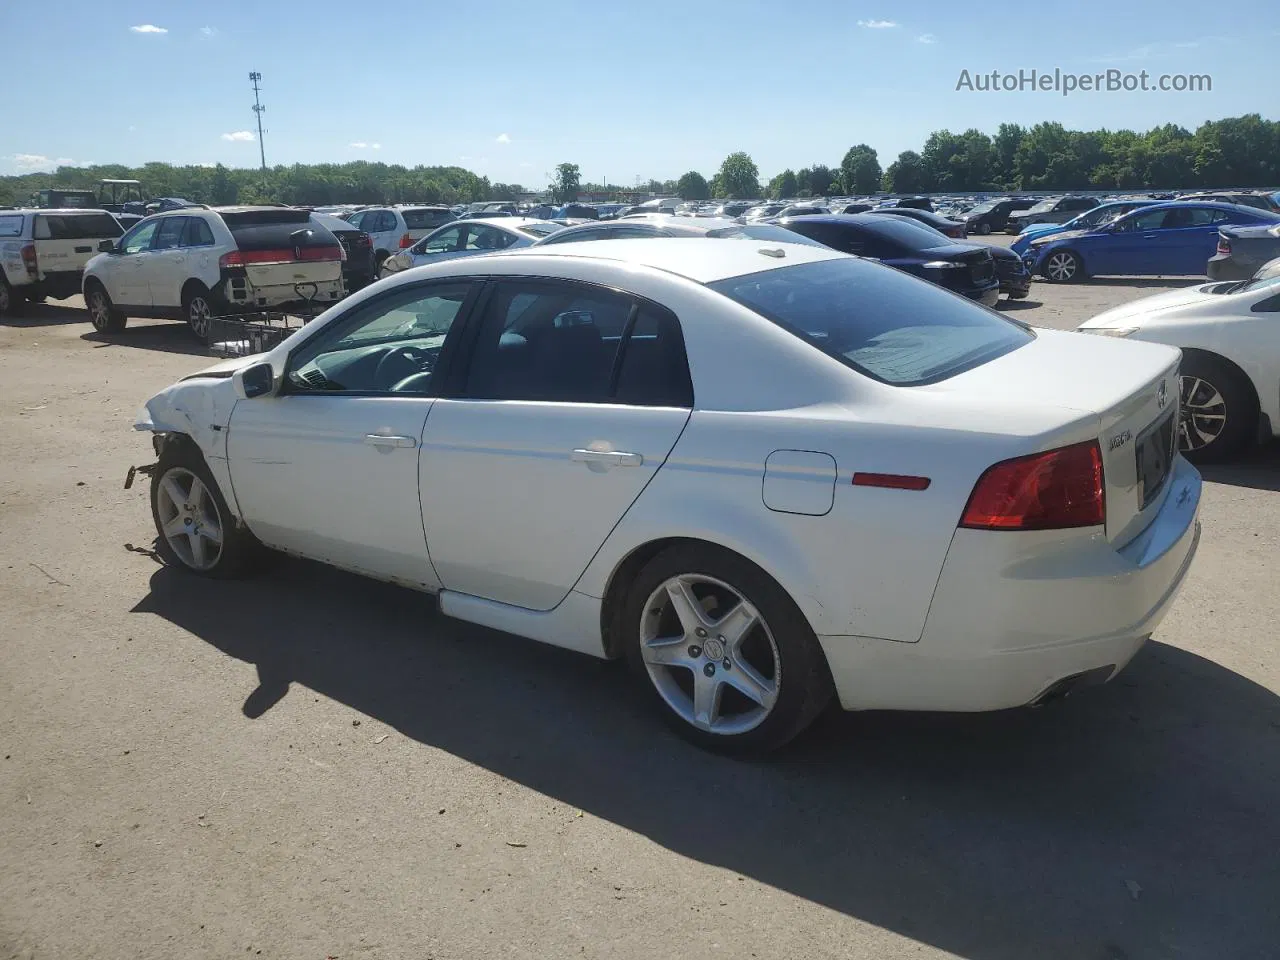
[364,434,416,448]
[1142,234,1158,239]
[572,448,643,467]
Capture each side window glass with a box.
[378,212,397,232]
[421,226,464,253]
[613,306,694,407]
[345,212,366,229]
[121,220,160,254]
[154,218,187,250]
[464,226,508,250]
[463,281,632,402]
[287,283,474,394]
[181,217,216,247]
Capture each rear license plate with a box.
[1136,410,1176,509]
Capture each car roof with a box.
[480,237,844,283]
[448,217,554,229]
[9,208,113,216]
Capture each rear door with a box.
[33,212,124,280]
[419,278,693,610]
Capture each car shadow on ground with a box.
[995,298,1041,311]
[0,302,89,328]
[1199,442,1280,492]
[132,557,1280,960]
[1083,277,1205,289]
[81,324,209,358]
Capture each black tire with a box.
[150,439,263,578]
[622,543,833,756]
[0,279,25,318]
[976,222,992,236]
[182,284,215,344]
[1178,353,1257,464]
[1041,249,1085,282]
[85,282,127,333]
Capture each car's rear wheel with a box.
[86,283,127,333]
[1042,250,1084,282]
[1178,353,1256,463]
[623,543,833,756]
[0,279,24,318]
[151,441,261,577]
[976,222,992,236]
[183,285,214,343]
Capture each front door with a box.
[140,216,188,310]
[420,278,694,610]
[105,218,160,307]
[227,280,479,587]
[1092,207,1170,276]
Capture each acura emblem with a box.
[1156,380,1168,409]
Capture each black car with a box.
[532,216,828,247]
[836,202,875,214]
[891,196,934,212]
[778,214,1001,305]
[962,197,1035,235]
[868,207,968,239]
[313,213,377,291]
[1206,223,1280,280]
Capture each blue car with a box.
[1024,201,1280,282]
[1011,200,1160,256]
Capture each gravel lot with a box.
[2,270,1278,960]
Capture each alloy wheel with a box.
[155,467,224,571]
[1179,375,1227,451]
[639,574,781,736]
[89,291,111,329]
[188,296,212,339]
[1045,252,1078,281]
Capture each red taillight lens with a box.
[219,245,344,268]
[20,243,37,277]
[398,232,413,249]
[960,440,1105,531]
[1216,234,1231,256]
[948,226,965,239]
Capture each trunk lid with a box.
[926,329,1182,546]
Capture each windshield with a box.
[1028,199,1058,214]
[708,258,1032,386]
[968,201,997,214]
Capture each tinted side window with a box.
[464,281,632,403]
[613,306,694,407]
[181,217,216,247]
[0,215,24,237]
[154,217,187,250]
[34,213,124,239]
[120,219,160,254]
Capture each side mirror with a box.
[234,361,276,400]
[99,239,116,253]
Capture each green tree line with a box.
[3,114,1275,208]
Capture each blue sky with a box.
[6,0,1277,186]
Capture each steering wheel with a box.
[374,344,432,388]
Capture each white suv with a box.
[342,205,455,271]
[82,206,346,341]
[0,209,124,317]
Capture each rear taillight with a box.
[398,232,413,249]
[219,244,344,268]
[960,440,1105,531]
[947,226,965,239]
[1216,233,1231,256]
[20,243,37,278]
[357,234,372,247]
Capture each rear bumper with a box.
[1205,255,1253,281]
[220,275,345,310]
[819,455,1202,712]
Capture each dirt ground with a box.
[2,275,1279,960]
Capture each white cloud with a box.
[130,24,167,34]
[371,143,382,150]
[221,130,255,142]
[917,33,937,44]
[9,153,86,172]
[349,141,368,148]
[195,162,216,168]
[460,155,471,161]
[199,26,218,37]
[127,125,137,132]
[857,19,897,28]
[496,133,511,144]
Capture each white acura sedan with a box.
[1078,262,1280,463]
[134,239,1202,754]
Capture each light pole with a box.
[249,72,267,193]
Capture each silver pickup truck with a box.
[0,208,124,316]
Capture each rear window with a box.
[708,258,1032,386]
[402,209,454,230]
[34,213,124,240]
[0,215,23,237]
[516,221,565,238]
[858,216,951,248]
[222,211,337,251]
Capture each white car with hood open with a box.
[133,238,1202,754]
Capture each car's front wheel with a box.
[976,222,992,236]
[151,441,261,577]
[623,544,833,755]
[1178,353,1257,463]
[86,283,127,333]
[0,279,24,318]
[1042,249,1084,282]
